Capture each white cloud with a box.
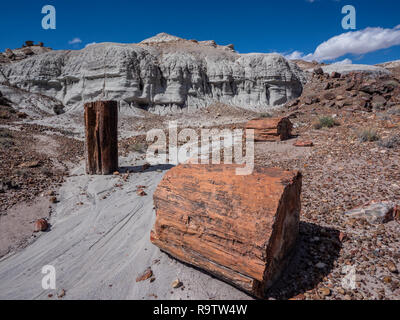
[68,38,82,45]
[285,51,306,60]
[285,26,400,63]
[332,58,353,65]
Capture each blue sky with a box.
[1,0,399,65]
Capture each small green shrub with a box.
[313,116,339,129]
[357,128,380,142]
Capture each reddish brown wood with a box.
[84,101,118,175]
[150,164,302,298]
[246,117,293,142]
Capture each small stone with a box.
[49,196,57,203]
[172,279,183,289]
[344,201,395,224]
[150,277,156,283]
[314,67,324,75]
[337,287,345,295]
[387,262,398,274]
[316,262,326,269]
[290,293,305,300]
[136,268,153,282]
[339,232,348,242]
[113,171,120,175]
[17,112,28,119]
[137,189,147,196]
[58,289,66,298]
[324,92,336,100]
[383,276,392,284]
[343,294,352,300]
[319,287,331,297]
[331,72,341,78]
[293,140,314,147]
[33,219,48,232]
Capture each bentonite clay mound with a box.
[150,164,302,298]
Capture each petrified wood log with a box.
[150,164,302,298]
[246,117,292,142]
[84,101,118,175]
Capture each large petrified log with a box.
[246,117,292,142]
[84,101,118,175]
[150,164,302,298]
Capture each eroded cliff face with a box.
[0,33,307,115]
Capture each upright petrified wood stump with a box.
[246,117,293,142]
[84,101,118,175]
[150,164,302,298]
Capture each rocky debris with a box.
[1,33,306,114]
[251,69,400,300]
[23,41,34,47]
[293,140,314,147]
[318,287,331,297]
[49,196,57,204]
[344,201,397,224]
[304,95,320,105]
[245,117,293,142]
[320,64,390,76]
[0,179,19,193]
[136,188,147,196]
[314,67,324,75]
[16,111,28,119]
[387,262,398,274]
[33,219,48,232]
[395,205,400,221]
[151,164,302,298]
[323,92,336,101]
[0,124,83,212]
[0,42,51,65]
[18,161,40,168]
[172,279,183,289]
[330,72,341,79]
[0,83,66,118]
[288,68,400,114]
[57,289,66,298]
[136,268,153,282]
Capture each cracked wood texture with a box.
[246,117,293,142]
[84,101,118,175]
[150,164,302,298]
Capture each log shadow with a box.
[265,221,342,300]
[118,163,175,174]
[159,221,341,300]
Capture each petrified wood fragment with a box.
[84,101,118,175]
[245,117,293,142]
[150,164,302,298]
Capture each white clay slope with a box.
[0,33,307,115]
